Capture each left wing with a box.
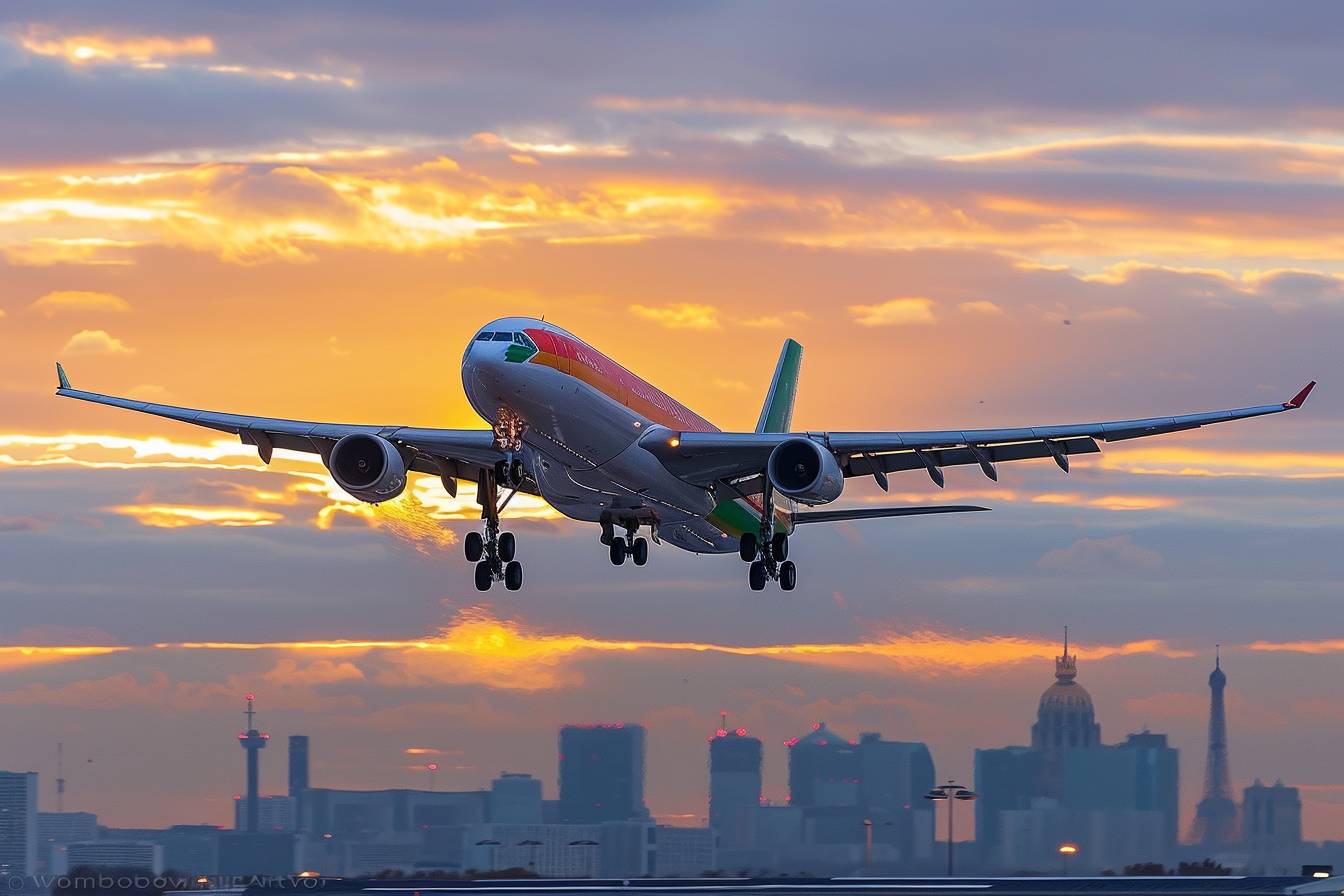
[54,363,509,495]
[641,382,1316,490]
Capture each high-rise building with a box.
[37,812,98,873]
[0,771,38,877]
[58,841,163,875]
[977,636,1179,872]
[1191,648,1238,848]
[288,736,309,798]
[558,724,646,824]
[1242,779,1302,858]
[708,720,762,848]
[236,694,270,834]
[234,794,296,832]
[491,772,543,823]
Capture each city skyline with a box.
[3,0,1344,857]
[1,640,1325,846]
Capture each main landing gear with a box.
[466,460,524,591]
[600,517,651,568]
[737,480,797,592]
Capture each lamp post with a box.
[1058,842,1078,876]
[925,779,977,877]
[569,839,600,878]
[518,839,544,876]
[475,838,502,874]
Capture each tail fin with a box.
[755,338,803,433]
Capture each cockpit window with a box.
[475,332,495,341]
[492,332,513,342]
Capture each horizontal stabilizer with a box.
[792,504,990,525]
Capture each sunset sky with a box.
[2,1,1344,842]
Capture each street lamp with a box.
[1058,842,1079,876]
[518,839,544,875]
[925,779,977,877]
[569,840,600,878]
[475,838,502,874]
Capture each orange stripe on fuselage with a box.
[525,329,716,433]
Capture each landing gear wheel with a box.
[509,459,525,487]
[499,531,516,563]
[779,560,797,591]
[599,520,614,546]
[748,560,767,591]
[493,459,508,484]
[504,560,523,591]
[464,531,484,563]
[739,532,758,563]
[771,532,789,562]
[474,560,493,591]
[632,536,649,566]
[610,538,628,566]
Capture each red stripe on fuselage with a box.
[525,328,716,433]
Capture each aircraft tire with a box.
[739,532,757,563]
[504,561,523,591]
[632,537,649,566]
[465,531,484,563]
[771,532,789,561]
[779,560,797,591]
[610,538,627,566]
[474,560,493,591]
[499,531,516,562]
[748,560,767,591]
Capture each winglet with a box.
[1285,381,1316,409]
[56,362,71,391]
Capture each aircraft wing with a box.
[641,382,1316,489]
[53,363,509,494]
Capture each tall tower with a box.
[708,714,762,848]
[1190,647,1238,847]
[557,723,646,823]
[237,693,269,833]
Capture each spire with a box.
[1215,643,1220,670]
[1190,649,1236,846]
[1055,626,1077,682]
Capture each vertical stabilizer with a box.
[755,339,803,433]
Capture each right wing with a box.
[54,363,509,495]
[641,382,1316,490]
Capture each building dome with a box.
[1030,632,1101,750]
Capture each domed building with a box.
[1030,631,1101,751]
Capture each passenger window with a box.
[492,332,512,342]
[475,332,494,341]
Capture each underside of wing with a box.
[54,364,510,496]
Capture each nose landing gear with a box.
[467,464,525,591]
[601,517,653,568]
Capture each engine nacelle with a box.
[767,437,844,505]
[328,433,407,504]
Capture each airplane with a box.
[55,316,1315,592]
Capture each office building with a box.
[302,787,488,837]
[1243,779,1302,862]
[490,772,543,823]
[57,841,163,875]
[708,723,762,849]
[558,724,646,824]
[0,771,38,877]
[289,735,310,828]
[234,794,295,832]
[37,812,98,872]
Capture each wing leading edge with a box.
[53,364,507,493]
[642,381,1317,489]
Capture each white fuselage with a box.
[461,317,777,553]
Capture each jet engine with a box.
[767,437,843,505]
[327,433,407,503]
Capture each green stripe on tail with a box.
[755,338,803,434]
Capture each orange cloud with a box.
[60,329,135,355]
[629,302,721,330]
[847,297,937,326]
[32,290,131,315]
[18,28,216,65]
